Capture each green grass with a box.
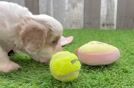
[0,29,134,88]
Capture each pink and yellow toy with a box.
[77,41,120,65]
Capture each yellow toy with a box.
[50,51,81,82]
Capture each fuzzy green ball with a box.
[50,51,81,82]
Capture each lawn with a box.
[0,29,134,88]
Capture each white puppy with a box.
[0,1,73,72]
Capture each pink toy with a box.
[77,41,120,65]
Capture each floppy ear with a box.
[19,20,48,52]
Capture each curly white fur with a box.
[0,1,63,72]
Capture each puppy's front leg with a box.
[0,46,20,73]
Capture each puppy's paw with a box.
[0,61,20,73]
[39,57,50,64]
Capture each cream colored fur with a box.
[0,1,63,72]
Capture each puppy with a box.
[0,1,68,72]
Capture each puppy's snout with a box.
[54,44,63,52]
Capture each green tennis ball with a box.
[50,51,81,82]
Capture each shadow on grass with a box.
[81,62,119,72]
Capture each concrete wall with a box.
[39,0,52,15]
[84,0,101,28]
[117,0,134,29]
[25,0,39,14]
[64,0,84,28]
[100,0,117,29]
[0,0,25,6]
[2,0,134,29]
[39,0,84,29]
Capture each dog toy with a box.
[58,36,74,46]
[50,51,81,82]
[77,41,120,65]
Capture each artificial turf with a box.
[0,29,134,88]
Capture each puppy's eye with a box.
[50,36,60,45]
[52,40,58,44]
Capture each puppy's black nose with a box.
[8,50,15,56]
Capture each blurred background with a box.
[1,0,134,29]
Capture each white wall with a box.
[0,0,25,6]
[100,0,117,29]
[39,0,84,29]
[0,0,118,29]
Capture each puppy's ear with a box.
[19,19,48,52]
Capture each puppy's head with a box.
[16,16,63,63]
